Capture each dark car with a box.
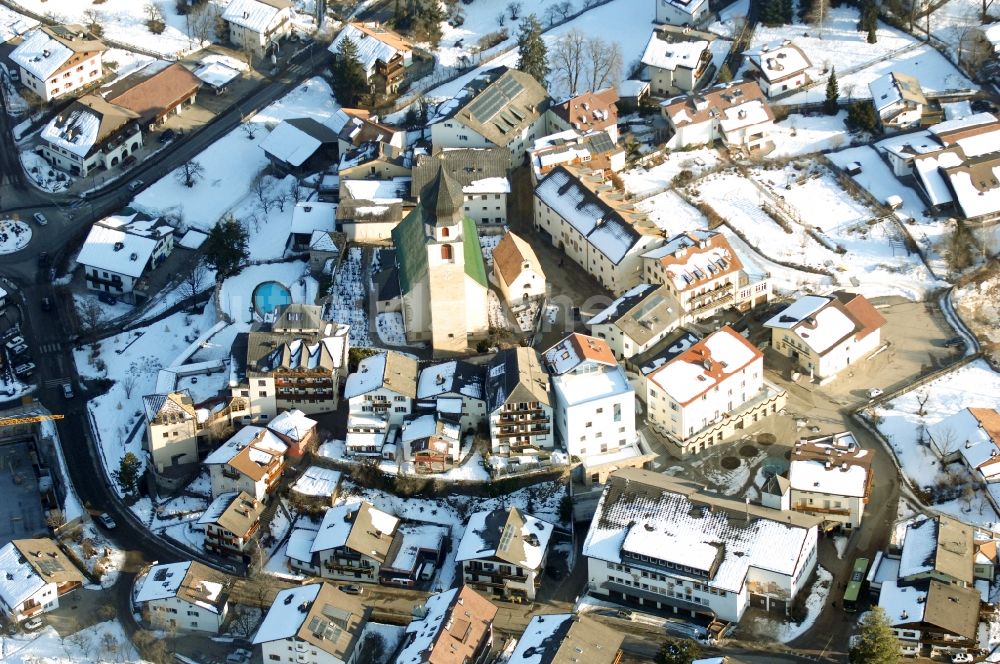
[40,297,53,312]
[338,585,362,595]
[943,336,965,347]
[13,362,35,377]
[97,292,117,305]
[37,252,50,268]
[158,129,176,143]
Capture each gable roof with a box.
[641,28,712,73]
[107,63,201,123]
[508,614,623,664]
[764,292,885,356]
[485,347,551,412]
[76,211,172,278]
[0,539,83,610]
[135,560,228,613]
[411,147,512,197]
[869,71,927,113]
[311,501,399,562]
[416,359,485,401]
[11,24,105,81]
[260,118,339,168]
[41,95,139,159]
[549,88,619,134]
[643,230,742,291]
[661,80,774,131]
[329,22,412,78]
[344,351,419,399]
[543,333,617,375]
[222,0,291,32]
[586,283,681,346]
[492,231,543,287]
[744,40,811,83]
[198,491,264,537]
[899,514,974,584]
[397,586,498,664]
[445,67,550,147]
[143,390,196,423]
[455,507,554,570]
[254,583,368,660]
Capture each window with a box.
[441,244,453,260]
[441,227,450,238]
[269,656,281,662]
[613,403,621,422]
[259,391,267,397]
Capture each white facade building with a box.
[641,28,714,96]
[344,351,418,456]
[76,212,174,299]
[204,426,287,502]
[656,0,711,26]
[39,94,142,177]
[485,347,554,457]
[662,81,775,153]
[0,539,83,623]
[587,284,682,360]
[584,469,820,623]
[134,561,229,634]
[492,231,546,307]
[414,359,487,434]
[869,71,927,132]
[10,25,105,102]
[222,0,293,59]
[744,40,812,98]
[788,432,873,531]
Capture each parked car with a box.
[13,362,35,377]
[120,155,137,170]
[867,388,883,399]
[37,252,50,268]
[8,343,28,356]
[97,292,117,305]
[40,297,53,312]
[96,513,116,529]
[32,212,48,226]
[127,179,143,192]
[22,617,43,631]
[158,129,176,144]
[2,327,20,342]
[943,336,965,348]
[338,585,362,595]
[5,336,25,350]
[226,649,251,664]
[61,383,74,399]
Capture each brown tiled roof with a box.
[345,502,398,563]
[837,292,887,341]
[923,579,980,639]
[296,583,368,660]
[176,561,230,613]
[551,615,623,664]
[662,80,773,128]
[425,587,497,664]
[350,21,413,53]
[212,492,264,538]
[108,63,201,123]
[660,325,762,406]
[650,231,743,292]
[970,408,1000,446]
[11,539,84,587]
[550,87,619,134]
[492,231,542,287]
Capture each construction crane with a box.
[0,413,64,428]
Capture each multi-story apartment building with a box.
[656,0,711,26]
[584,469,820,623]
[485,348,553,458]
[642,230,770,321]
[787,432,874,531]
[543,333,649,484]
[869,71,927,132]
[231,304,350,422]
[142,391,232,475]
[253,583,369,664]
[586,283,681,360]
[897,514,973,587]
[508,614,624,664]
[0,539,84,623]
[222,0,293,59]
[765,291,885,383]
[198,491,265,559]
[411,148,512,228]
[641,26,716,96]
[344,351,419,457]
[300,502,399,583]
[39,94,142,177]
[534,165,663,295]
[528,129,625,183]
[456,507,554,602]
[645,326,786,457]
[546,88,620,143]
[329,22,413,94]
[204,426,287,502]
[661,81,775,154]
[394,587,498,663]
[414,359,487,434]
[399,413,462,474]
[430,67,550,163]
[878,579,981,658]
[134,561,230,634]
[10,24,106,102]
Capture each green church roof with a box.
[391,205,487,296]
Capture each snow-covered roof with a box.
[286,527,317,563]
[329,22,412,78]
[0,542,46,610]
[290,201,337,234]
[587,283,657,326]
[788,433,871,498]
[942,153,1000,218]
[340,177,410,203]
[203,425,287,466]
[397,587,498,664]
[383,523,448,574]
[898,515,974,584]
[869,71,926,114]
[764,292,885,356]
[618,79,649,98]
[507,614,574,664]
[463,177,510,194]
[641,33,708,72]
[455,507,553,571]
[648,326,760,405]
[253,583,321,644]
[291,467,341,497]
[260,121,328,168]
[642,230,742,292]
[76,214,171,278]
[913,150,958,206]
[134,561,191,603]
[268,409,317,442]
[10,25,103,81]
[416,360,485,401]
[311,502,399,556]
[178,229,207,249]
[222,0,291,33]
[544,334,631,407]
[878,580,926,626]
[534,167,644,265]
[933,408,1000,480]
[745,40,811,83]
[584,469,818,594]
[192,61,242,89]
[344,351,417,399]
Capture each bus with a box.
[843,557,870,612]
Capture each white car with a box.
[867,388,883,399]
[96,513,116,529]
[951,654,973,663]
[23,617,43,631]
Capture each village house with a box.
[528,130,625,183]
[105,62,201,130]
[338,140,411,183]
[344,351,418,457]
[76,211,174,303]
[222,0,293,59]
[430,66,550,162]
[787,432,874,531]
[287,201,337,251]
[656,0,712,26]
[329,22,414,94]
[336,198,404,243]
[333,108,406,157]
[869,71,928,132]
[253,583,370,664]
[543,333,651,485]
[142,391,226,475]
[260,118,340,176]
[392,169,490,355]
[897,514,974,587]
[485,347,554,458]
[134,561,230,634]
[877,579,981,658]
[266,408,318,458]
[203,425,287,502]
[641,26,716,96]
[645,325,786,457]
[643,230,770,321]
[398,412,462,474]
[661,81,775,154]
[198,491,265,559]
[586,283,682,360]
[394,586,498,664]
[414,359,487,434]
[507,614,624,664]
[456,507,554,602]
[10,24,105,102]
[584,469,820,623]
[744,40,812,98]
[410,148,511,228]
[928,407,1000,482]
[230,304,350,422]
[0,539,84,623]
[546,88,620,143]
[39,94,142,176]
[534,165,663,295]
[492,230,546,307]
[296,502,399,583]
[765,291,886,382]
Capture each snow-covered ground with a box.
[0,4,37,44]
[750,566,833,642]
[328,247,372,347]
[217,260,316,327]
[20,151,71,193]
[0,621,140,664]
[0,219,31,254]
[133,77,340,231]
[872,359,1000,529]
[375,312,407,346]
[621,148,720,200]
[62,521,126,589]
[770,112,852,158]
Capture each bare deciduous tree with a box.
[585,37,622,92]
[176,159,205,188]
[178,260,209,311]
[241,118,257,140]
[555,1,574,19]
[495,11,506,27]
[506,1,523,20]
[916,390,930,416]
[121,363,139,399]
[252,174,277,214]
[550,29,586,96]
[78,299,104,339]
[144,2,162,22]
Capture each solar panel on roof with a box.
[498,75,523,97]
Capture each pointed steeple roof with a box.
[420,167,465,226]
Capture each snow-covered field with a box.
[621,148,720,200]
[873,359,1000,529]
[770,112,852,158]
[0,621,141,664]
[133,77,340,231]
